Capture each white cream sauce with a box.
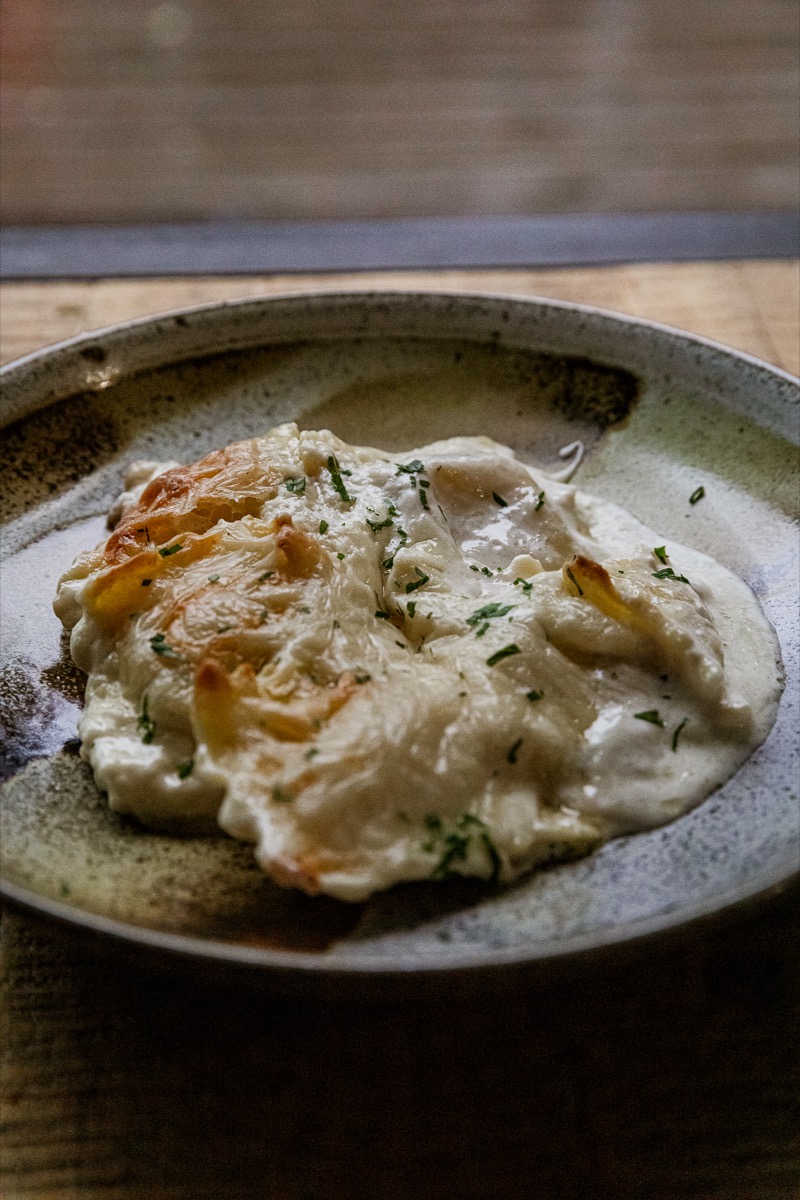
[54,425,783,900]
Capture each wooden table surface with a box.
[1,261,798,1200]
[2,0,797,224]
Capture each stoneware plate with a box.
[1,292,798,997]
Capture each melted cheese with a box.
[54,424,783,901]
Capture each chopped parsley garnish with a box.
[149,632,183,660]
[177,760,194,779]
[689,486,705,505]
[270,783,293,803]
[634,710,664,726]
[418,487,430,510]
[375,609,391,620]
[208,574,220,583]
[653,546,669,564]
[486,644,521,667]
[258,571,274,582]
[492,491,508,507]
[396,459,425,475]
[141,578,152,587]
[671,717,689,751]
[653,566,690,584]
[535,491,546,511]
[565,567,583,596]
[513,577,533,595]
[137,695,155,744]
[337,552,345,560]
[353,672,371,684]
[304,747,319,760]
[481,566,493,577]
[405,567,430,594]
[469,564,480,572]
[526,690,543,701]
[423,812,501,885]
[319,519,329,534]
[466,602,514,626]
[216,624,234,634]
[407,601,416,617]
[158,543,182,558]
[367,516,394,533]
[285,476,306,494]
[475,622,489,637]
[507,738,523,764]
[326,454,353,503]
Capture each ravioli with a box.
[54,424,783,901]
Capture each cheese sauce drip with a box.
[54,424,782,901]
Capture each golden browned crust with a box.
[105,439,282,564]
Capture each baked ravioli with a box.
[54,424,782,901]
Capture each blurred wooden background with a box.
[2,0,798,225]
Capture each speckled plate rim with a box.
[1,289,798,988]
[2,852,799,988]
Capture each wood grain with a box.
[1,0,798,223]
[2,260,798,374]
[1,263,798,1200]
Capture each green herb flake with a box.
[653,546,668,564]
[526,690,543,701]
[326,455,353,503]
[689,486,706,505]
[149,632,183,660]
[419,487,430,510]
[137,695,155,744]
[337,552,346,560]
[405,568,430,594]
[271,783,293,804]
[285,476,306,494]
[396,459,425,476]
[469,564,480,572]
[304,747,319,761]
[492,491,508,507]
[634,710,664,727]
[534,491,546,511]
[466,602,513,626]
[216,624,235,634]
[565,567,583,596]
[513,577,533,596]
[423,812,501,885]
[507,737,523,764]
[208,574,220,583]
[375,609,391,620]
[487,644,521,667]
[353,672,371,684]
[319,520,329,534]
[158,543,182,558]
[177,760,194,780]
[481,566,493,577]
[407,601,416,617]
[653,566,690,584]
[671,717,689,751]
[258,571,274,582]
[474,622,490,637]
[367,516,394,533]
[141,578,152,587]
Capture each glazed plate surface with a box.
[1,292,798,993]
